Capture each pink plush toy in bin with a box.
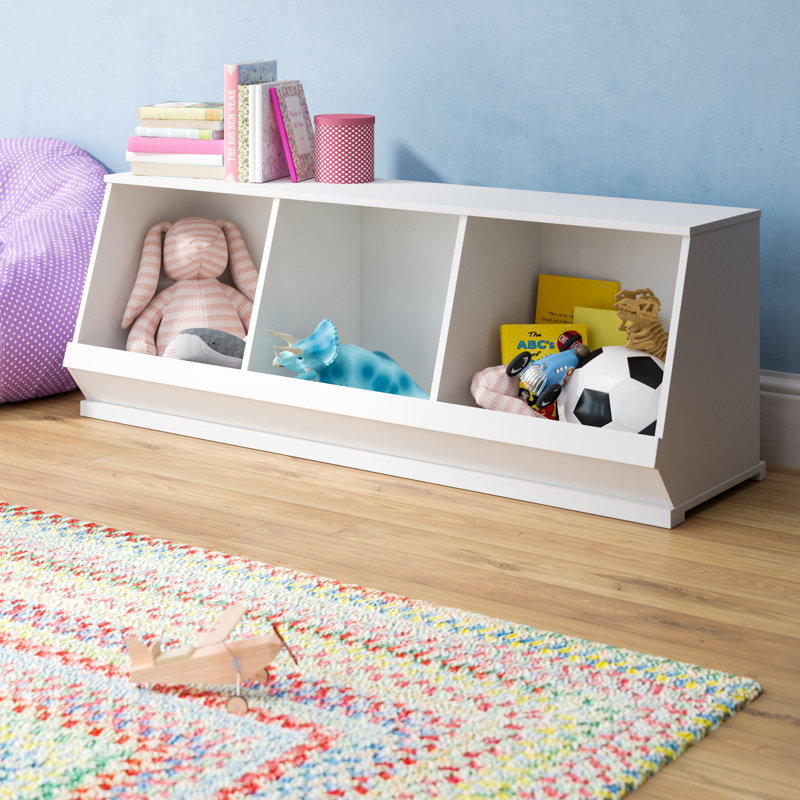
[121,217,259,358]
[314,114,374,183]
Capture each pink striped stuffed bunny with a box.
[121,217,259,357]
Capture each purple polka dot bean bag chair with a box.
[0,138,107,402]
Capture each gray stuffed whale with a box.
[175,328,246,369]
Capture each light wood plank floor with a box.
[2,390,798,798]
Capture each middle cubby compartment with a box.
[248,199,462,398]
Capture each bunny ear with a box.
[121,221,171,328]
[216,219,258,301]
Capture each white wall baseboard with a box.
[760,370,800,469]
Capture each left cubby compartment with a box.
[72,177,274,354]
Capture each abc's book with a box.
[500,323,589,365]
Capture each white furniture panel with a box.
[436,216,541,406]
[64,174,765,528]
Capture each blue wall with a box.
[3,1,798,373]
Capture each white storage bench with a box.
[64,174,765,527]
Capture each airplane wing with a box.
[196,604,246,647]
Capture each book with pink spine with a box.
[223,59,277,181]
[247,81,291,182]
[270,82,314,182]
[127,137,225,155]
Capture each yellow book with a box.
[500,323,589,365]
[138,101,224,121]
[535,274,620,325]
[573,307,627,348]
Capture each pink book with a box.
[127,136,224,155]
[249,81,290,182]
[270,82,314,182]
[223,59,277,181]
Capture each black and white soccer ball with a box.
[557,346,664,435]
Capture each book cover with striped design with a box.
[138,101,223,121]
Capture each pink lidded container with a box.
[314,114,374,184]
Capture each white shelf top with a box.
[108,173,759,236]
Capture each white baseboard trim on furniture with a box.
[761,370,800,469]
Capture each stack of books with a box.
[224,59,277,182]
[127,60,314,183]
[127,101,225,179]
[224,59,314,183]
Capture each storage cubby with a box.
[435,218,684,410]
[247,200,460,396]
[65,174,766,527]
[75,181,273,352]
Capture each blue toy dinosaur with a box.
[268,318,429,399]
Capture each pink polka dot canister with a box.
[314,114,374,184]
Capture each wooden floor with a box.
[3,390,798,798]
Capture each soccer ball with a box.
[557,346,664,435]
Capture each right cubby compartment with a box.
[436,215,684,415]
[435,206,764,525]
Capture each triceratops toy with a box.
[268,318,428,399]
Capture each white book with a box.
[126,151,224,166]
[250,84,263,182]
[128,161,225,179]
[247,81,291,183]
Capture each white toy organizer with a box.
[64,174,765,527]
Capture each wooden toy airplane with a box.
[125,604,298,714]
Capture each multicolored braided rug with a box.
[0,502,761,799]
